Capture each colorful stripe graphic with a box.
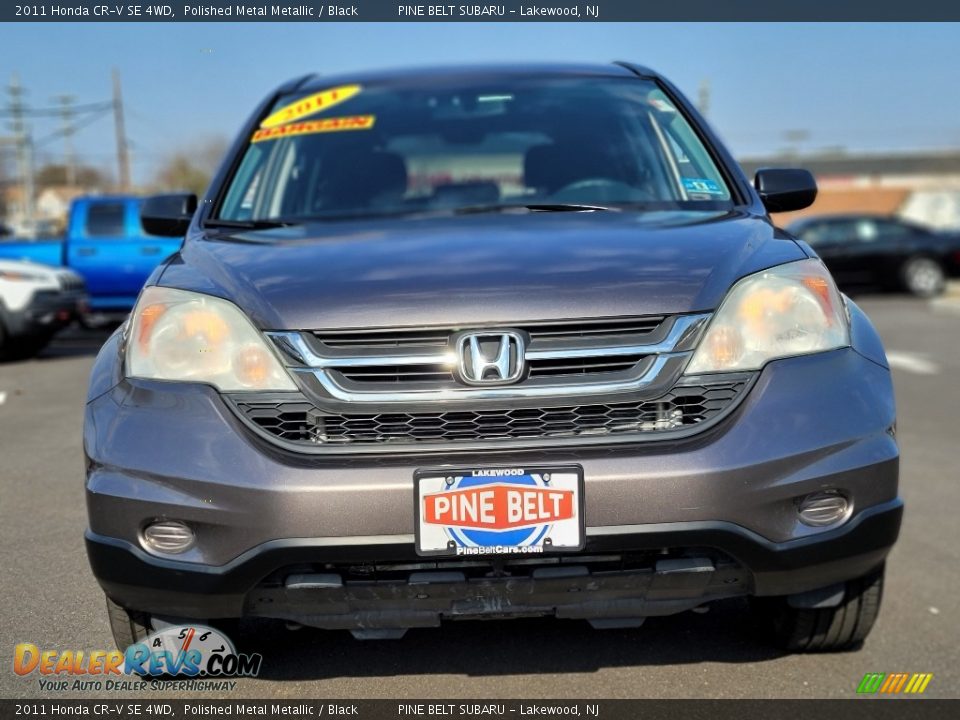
[857,673,933,694]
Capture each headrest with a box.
[320,149,408,208]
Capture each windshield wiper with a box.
[202,218,299,231]
[524,203,617,212]
[454,203,616,215]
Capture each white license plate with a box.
[414,466,584,557]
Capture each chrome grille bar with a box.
[267,313,709,404]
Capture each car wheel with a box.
[753,564,884,652]
[105,595,152,650]
[27,335,52,357]
[902,256,946,297]
[1,334,51,361]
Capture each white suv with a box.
[0,258,87,360]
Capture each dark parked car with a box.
[84,63,900,653]
[788,214,960,297]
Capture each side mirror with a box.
[141,193,198,237]
[754,168,817,214]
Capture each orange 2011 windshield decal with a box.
[259,84,362,128]
[250,115,376,143]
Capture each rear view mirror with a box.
[754,168,817,213]
[141,193,198,237]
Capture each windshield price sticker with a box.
[260,84,362,128]
[251,115,376,143]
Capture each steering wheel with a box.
[550,178,653,204]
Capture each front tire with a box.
[105,595,152,651]
[902,256,946,297]
[0,330,52,361]
[754,565,885,652]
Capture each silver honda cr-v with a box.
[85,62,901,652]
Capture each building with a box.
[739,149,960,229]
[2,184,89,236]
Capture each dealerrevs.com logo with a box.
[14,625,262,692]
[857,672,934,695]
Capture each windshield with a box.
[216,75,734,223]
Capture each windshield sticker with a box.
[682,177,724,196]
[251,115,376,143]
[260,84,362,128]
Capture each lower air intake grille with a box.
[232,379,748,448]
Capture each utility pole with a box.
[697,79,711,118]
[53,94,77,187]
[112,68,130,192]
[6,73,35,233]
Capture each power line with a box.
[0,100,113,118]
[32,105,113,149]
[3,72,129,223]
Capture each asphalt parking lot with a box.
[1,294,958,700]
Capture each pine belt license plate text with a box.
[414,466,584,557]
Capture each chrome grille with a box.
[268,313,709,404]
[315,328,449,348]
[526,317,664,341]
[527,355,645,378]
[338,364,453,383]
[58,275,85,292]
[231,379,748,448]
[313,316,665,350]
[337,355,647,383]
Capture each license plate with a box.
[414,466,584,557]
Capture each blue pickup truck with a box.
[0,196,181,322]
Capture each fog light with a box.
[141,520,195,554]
[798,491,850,527]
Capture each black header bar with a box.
[6,0,960,22]
[0,700,957,720]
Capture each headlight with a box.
[0,269,47,282]
[126,286,297,391]
[686,259,849,374]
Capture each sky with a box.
[2,22,960,186]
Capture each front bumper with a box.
[3,288,87,337]
[84,344,901,624]
[87,499,901,624]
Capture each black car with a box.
[788,214,959,297]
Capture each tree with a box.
[35,163,108,189]
[153,137,229,197]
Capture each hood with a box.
[160,211,806,330]
[0,257,70,284]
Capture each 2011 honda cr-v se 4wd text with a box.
[85,63,901,652]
